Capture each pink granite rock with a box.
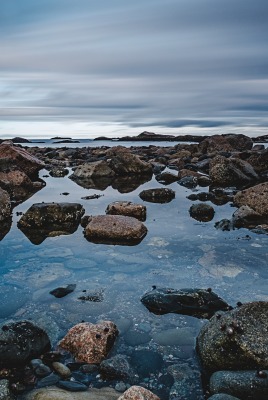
[118,386,160,400]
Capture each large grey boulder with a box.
[18,202,85,244]
[197,302,268,372]
[84,215,147,245]
[209,156,258,186]
[0,320,50,368]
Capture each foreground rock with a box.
[197,302,268,372]
[141,287,230,319]
[24,387,119,400]
[18,203,85,244]
[233,182,268,218]
[210,370,268,400]
[139,188,175,203]
[118,385,160,400]
[84,215,147,245]
[232,205,264,229]
[59,321,118,364]
[0,320,50,368]
[106,201,146,221]
[189,203,215,222]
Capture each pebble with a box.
[36,373,60,388]
[34,364,52,377]
[52,362,71,378]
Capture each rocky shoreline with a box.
[0,133,268,400]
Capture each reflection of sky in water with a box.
[0,167,267,394]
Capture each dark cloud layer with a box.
[1,0,268,137]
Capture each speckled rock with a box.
[106,201,146,221]
[0,188,11,221]
[70,161,115,180]
[99,354,136,381]
[210,370,268,400]
[106,147,153,176]
[118,385,160,400]
[24,386,120,400]
[0,379,15,400]
[233,183,268,218]
[189,203,215,222]
[197,302,268,372]
[84,215,147,245]
[59,321,118,364]
[232,205,264,228]
[209,156,258,186]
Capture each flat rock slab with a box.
[84,215,147,245]
[59,321,118,364]
[106,201,146,221]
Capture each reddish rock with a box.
[106,201,146,221]
[0,170,33,188]
[233,182,268,217]
[59,321,118,364]
[0,141,45,177]
[118,386,160,400]
[84,215,147,245]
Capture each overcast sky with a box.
[1,0,268,138]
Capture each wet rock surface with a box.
[141,287,230,318]
[84,214,147,245]
[0,320,51,368]
[233,182,268,218]
[24,386,120,400]
[106,201,146,221]
[118,385,160,399]
[139,188,175,203]
[197,301,268,372]
[189,203,215,222]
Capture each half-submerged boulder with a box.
[0,320,51,368]
[106,201,146,221]
[197,301,268,372]
[59,321,118,364]
[189,203,215,222]
[139,188,175,203]
[141,287,230,319]
[233,182,268,218]
[18,202,85,244]
[70,160,115,180]
[84,214,147,245]
[106,146,153,176]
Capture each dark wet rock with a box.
[151,162,166,174]
[0,379,15,400]
[168,363,203,400]
[210,370,268,400]
[0,283,31,318]
[209,156,258,187]
[141,287,230,319]
[214,219,234,231]
[199,134,253,154]
[25,387,120,399]
[177,175,198,189]
[207,394,241,400]
[81,194,103,200]
[0,217,12,241]
[233,183,268,219]
[118,386,160,400]
[131,350,163,376]
[232,206,264,229]
[49,167,69,177]
[106,201,146,221]
[139,188,175,203]
[155,171,178,185]
[71,371,93,385]
[197,301,268,372]
[0,320,51,368]
[57,380,88,391]
[84,215,147,245]
[18,202,85,244]
[34,364,52,377]
[189,203,215,222]
[70,160,115,181]
[50,284,76,298]
[247,148,268,173]
[59,321,119,364]
[78,289,104,302]
[70,175,112,191]
[197,175,211,187]
[124,330,151,346]
[0,188,11,221]
[36,373,60,388]
[100,354,136,381]
[106,146,153,176]
[0,141,45,177]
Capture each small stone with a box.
[36,373,60,388]
[52,362,71,378]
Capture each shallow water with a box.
[1,165,267,398]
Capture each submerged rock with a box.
[24,387,120,400]
[18,202,85,244]
[197,301,268,372]
[59,321,118,364]
[139,188,175,203]
[0,320,51,368]
[100,354,136,381]
[106,201,146,221]
[141,287,230,319]
[84,215,147,245]
[210,370,268,400]
[50,284,76,298]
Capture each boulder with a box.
[155,172,179,185]
[106,201,146,221]
[0,141,45,177]
[118,385,160,400]
[84,215,147,245]
[18,202,85,244]
[197,302,268,372]
[0,188,11,221]
[24,387,120,400]
[210,370,268,400]
[199,134,253,154]
[233,183,268,218]
[232,205,264,228]
[141,287,230,319]
[70,161,115,180]
[189,203,215,222]
[209,156,258,186]
[99,354,136,381]
[139,188,175,203]
[107,147,153,176]
[247,148,268,173]
[59,321,118,364]
[0,320,51,368]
